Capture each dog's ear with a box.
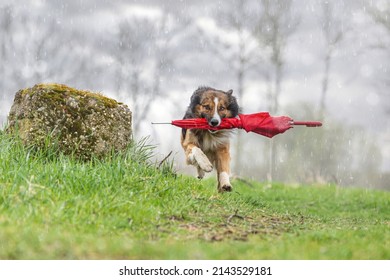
[189,90,202,113]
[190,92,201,105]
[227,91,239,117]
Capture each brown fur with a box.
[181,87,239,192]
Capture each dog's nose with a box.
[210,118,220,127]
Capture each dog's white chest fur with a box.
[201,130,232,151]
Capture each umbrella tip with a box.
[151,122,171,125]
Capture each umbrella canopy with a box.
[153,112,322,138]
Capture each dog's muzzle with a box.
[209,118,220,127]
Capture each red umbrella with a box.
[153,112,322,138]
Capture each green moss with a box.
[21,83,119,108]
[7,119,33,140]
[8,83,132,160]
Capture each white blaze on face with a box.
[213,97,221,126]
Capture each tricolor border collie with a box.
[181,87,239,192]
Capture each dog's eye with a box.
[219,106,225,111]
[203,105,211,111]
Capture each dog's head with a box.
[188,87,239,127]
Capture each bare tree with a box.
[369,3,390,33]
[368,4,390,114]
[0,4,92,93]
[0,5,13,101]
[213,0,261,102]
[113,12,188,135]
[276,102,383,188]
[255,0,299,183]
[256,0,299,114]
[318,2,345,120]
[114,17,156,134]
[201,0,261,173]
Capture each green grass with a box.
[0,131,389,259]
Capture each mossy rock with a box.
[7,83,132,159]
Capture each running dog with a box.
[181,87,239,192]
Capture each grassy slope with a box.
[0,132,389,259]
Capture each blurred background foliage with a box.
[0,0,388,189]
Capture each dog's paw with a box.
[197,167,206,179]
[197,156,213,172]
[218,184,232,193]
[190,147,213,173]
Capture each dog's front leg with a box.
[181,130,213,177]
[185,144,213,174]
[215,145,232,192]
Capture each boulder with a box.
[7,83,132,159]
